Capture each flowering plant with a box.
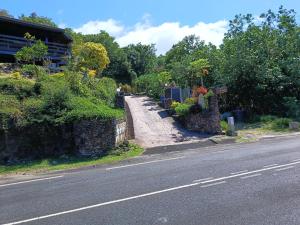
[197,86,208,95]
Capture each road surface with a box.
[1,136,300,225]
[125,95,208,148]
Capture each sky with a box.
[1,0,300,54]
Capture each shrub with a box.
[170,101,180,111]
[175,103,190,116]
[260,115,278,123]
[220,120,229,132]
[93,77,117,106]
[270,118,292,130]
[20,65,46,78]
[120,84,132,94]
[64,96,123,121]
[184,97,197,105]
[283,97,300,120]
[0,76,35,99]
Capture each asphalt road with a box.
[1,136,300,225]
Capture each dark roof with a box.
[0,16,72,42]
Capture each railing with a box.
[0,34,70,60]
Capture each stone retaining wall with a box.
[183,93,222,134]
[0,118,127,163]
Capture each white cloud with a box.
[73,18,228,55]
[58,23,67,29]
[74,19,124,37]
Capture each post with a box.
[227,116,237,136]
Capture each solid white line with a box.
[241,173,262,179]
[292,159,300,162]
[199,160,300,185]
[230,170,248,175]
[1,182,200,225]
[106,156,185,170]
[275,166,294,171]
[201,181,226,188]
[193,177,214,183]
[0,176,64,188]
[263,164,278,168]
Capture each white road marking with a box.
[1,181,201,225]
[199,160,300,185]
[193,177,214,183]
[201,181,226,188]
[263,164,278,168]
[4,160,300,225]
[241,173,262,179]
[292,158,300,162]
[0,176,64,188]
[106,156,185,170]
[230,170,248,175]
[275,166,294,171]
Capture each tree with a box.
[123,43,157,76]
[76,42,110,74]
[0,9,13,18]
[19,12,57,27]
[82,31,132,83]
[15,33,48,64]
[190,59,210,86]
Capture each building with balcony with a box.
[0,16,72,67]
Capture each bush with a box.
[21,65,46,78]
[175,103,190,116]
[0,76,35,99]
[220,120,229,132]
[93,77,117,106]
[284,97,300,120]
[260,115,278,123]
[64,96,123,121]
[120,84,132,94]
[270,118,292,130]
[170,101,180,111]
[184,97,197,105]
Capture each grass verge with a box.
[0,143,143,175]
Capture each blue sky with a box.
[1,0,299,54]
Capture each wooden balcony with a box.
[0,34,70,62]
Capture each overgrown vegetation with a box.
[0,143,143,174]
[0,71,123,129]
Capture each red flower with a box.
[197,86,208,95]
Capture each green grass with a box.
[0,143,144,175]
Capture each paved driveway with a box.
[125,96,208,148]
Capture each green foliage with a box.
[64,96,123,121]
[174,103,191,116]
[134,72,171,99]
[0,70,122,128]
[76,42,110,74]
[270,118,293,130]
[120,84,132,93]
[123,43,157,76]
[170,101,181,111]
[260,115,278,123]
[16,38,48,65]
[20,65,46,78]
[283,97,300,120]
[220,120,229,132]
[19,12,57,27]
[92,77,117,106]
[184,98,197,105]
[0,76,35,99]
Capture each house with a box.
[0,16,72,67]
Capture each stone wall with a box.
[0,118,127,163]
[183,93,221,134]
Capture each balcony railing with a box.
[0,34,70,61]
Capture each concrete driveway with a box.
[125,96,208,148]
